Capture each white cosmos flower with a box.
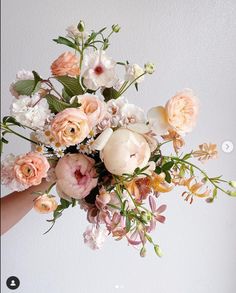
[125,64,145,83]
[82,50,118,90]
[10,94,51,130]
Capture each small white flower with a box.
[107,96,128,127]
[16,69,34,80]
[83,225,108,250]
[66,24,88,41]
[10,94,51,130]
[125,64,145,83]
[77,138,95,155]
[120,103,145,125]
[82,50,118,90]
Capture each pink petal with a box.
[156,204,167,214]
[155,215,166,223]
[149,195,156,212]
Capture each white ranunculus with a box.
[10,94,51,130]
[101,128,151,176]
[125,64,145,83]
[82,50,118,90]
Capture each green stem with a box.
[166,156,229,195]
[118,72,147,97]
[1,125,38,145]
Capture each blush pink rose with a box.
[14,152,50,188]
[165,89,199,134]
[51,52,80,77]
[77,94,107,128]
[34,194,58,214]
[50,108,90,147]
[55,153,98,200]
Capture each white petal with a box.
[91,128,113,151]
[147,106,170,135]
[127,123,150,134]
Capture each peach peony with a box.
[34,194,58,214]
[55,153,98,200]
[51,52,80,77]
[14,152,50,188]
[165,89,199,134]
[76,94,107,128]
[50,108,90,147]
[101,128,151,176]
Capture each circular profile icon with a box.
[6,276,20,290]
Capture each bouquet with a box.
[1,21,235,257]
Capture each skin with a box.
[1,180,53,236]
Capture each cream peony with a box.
[100,128,151,176]
[50,108,90,147]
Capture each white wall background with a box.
[1,0,236,292]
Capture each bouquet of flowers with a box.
[1,21,235,257]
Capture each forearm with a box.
[1,180,52,235]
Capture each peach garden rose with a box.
[148,89,199,135]
[50,108,90,147]
[75,94,107,128]
[55,153,98,200]
[14,152,50,188]
[51,51,80,77]
[34,194,58,214]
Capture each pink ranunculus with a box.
[50,52,80,77]
[165,89,199,134]
[50,108,90,147]
[55,153,98,200]
[77,94,107,128]
[34,194,58,214]
[14,152,50,188]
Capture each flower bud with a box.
[154,244,163,257]
[145,63,155,74]
[77,20,85,32]
[229,181,236,188]
[228,190,236,196]
[140,246,147,257]
[112,24,121,33]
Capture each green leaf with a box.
[162,161,174,171]
[2,116,22,127]
[32,71,42,84]
[102,87,119,101]
[182,153,192,160]
[13,80,38,96]
[56,76,84,97]
[152,154,161,162]
[45,94,73,113]
[53,36,78,50]
[164,170,172,183]
[60,198,71,209]
[155,166,162,174]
